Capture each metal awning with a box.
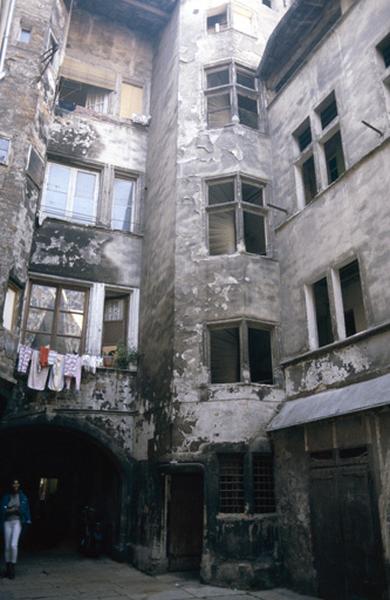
[268,373,390,431]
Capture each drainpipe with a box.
[0,0,17,79]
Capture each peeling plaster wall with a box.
[0,0,69,383]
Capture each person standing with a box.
[0,479,31,579]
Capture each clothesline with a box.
[17,344,104,392]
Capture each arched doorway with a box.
[0,423,129,557]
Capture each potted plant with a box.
[114,343,139,371]
[103,350,115,368]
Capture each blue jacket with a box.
[0,492,31,525]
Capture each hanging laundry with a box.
[17,345,33,374]
[39,346,50,368]
[48,354,65,392]
[81,354,103,375]
[64,353,82,391]
[27,350,49,391]
[48,350,58,366]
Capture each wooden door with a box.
[167,473,203,571]
[309,448,386,600]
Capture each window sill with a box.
[54,106,150,130]
[280,319,390,367]
[217,512,278,520]
[203,251,277,262]
[207,122,264,135]
[38,215,143,238]
[209,381,276,389]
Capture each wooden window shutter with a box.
[120,83,144,119]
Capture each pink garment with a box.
[27,350,49,391]
[64,354,82,391]
[17,345,33,374]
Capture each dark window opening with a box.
[210,327,240,383]
[27,147,44,187]
[58,79,109,114]
[238,94,258,129]
[319,93,338,129]
[207,93,231,128]
[324,131,345,183]
[243,212,266,255]
[253,454,275,513]
[218,454,245,513]
[208,179,235,205]
[339,260,367,336]
[313,277,333,347]
[207,7,228,33]
[262,0,272,6]
[378,34,390,68]
[242,180,263,206]
[102,293,129,354]
[248,327,273,383]
[208,210,236,255]
[302,155,317,204]
[236,69,256,89]
[297,125,312,152]
[206,68,230,89]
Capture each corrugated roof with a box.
[268,373,390,431]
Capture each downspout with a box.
[0,0,17,79]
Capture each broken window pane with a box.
[241,180,263,206]
[324,131,345,183]
[207,93,231,127]
[313,277,333,347]
[248,327,273,383]
[111,178,134,231]
[206,68,230,89]
[208,179,235,205]
[218,454,245,513]
[339,260,367,336]
[253,454,276,513]
[210,327,240,383]
[238,94,258,129]
[207,7,228,33]
[243,212,266,255]
[209,210,236,255]
[0,137,10,164]
[302,155,317,204]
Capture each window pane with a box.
[26,308,54,333]
[238,95,258,128]
[30,284,57,309]
[59,289,85,313]
[112,179,134,231]
[3,287,17,330]
[324,132,345,184]
[302,156,317,204]
[207,69,230,88]
[208,94,231,127]
[24,332,51,349]
[57,312,84,336]
[313,278,333,346]
[73,171,97,223]
[242,181,263,206]
[0,138,9,163]
[56,336,81,354]
[218,455,244,513]
[248,328,273,383]
[209,210,236,255]
[339,260,367,335]
[43,164,70,217]
[236,70,256,89]
[210,327,240,383]
[243,212,266,255]
[208,180,235,205]
[104,298,125,321]
[207,10,228,33]
[320,97,338,129]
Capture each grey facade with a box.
[0,0,389,598]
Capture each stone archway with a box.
[0,416,133,559]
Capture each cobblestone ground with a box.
[0,552,319,600]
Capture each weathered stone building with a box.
[0,0,389,598]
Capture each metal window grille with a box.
[218,454,245,513]
[253,454,276,513]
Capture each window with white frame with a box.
[58,79,110,114]
[209,321,273,384]
[102,292,129,354]
[205,63,259,129]
[335,259,367,338]
[207,175,267,256]
[111,176,135,231]
[41,162,99,225]
[22,281,88,353]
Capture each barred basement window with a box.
[218,454,245,513]
[253,454,275,513]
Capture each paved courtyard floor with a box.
[0,552,319,600]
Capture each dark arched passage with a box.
[0,419,132,558]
